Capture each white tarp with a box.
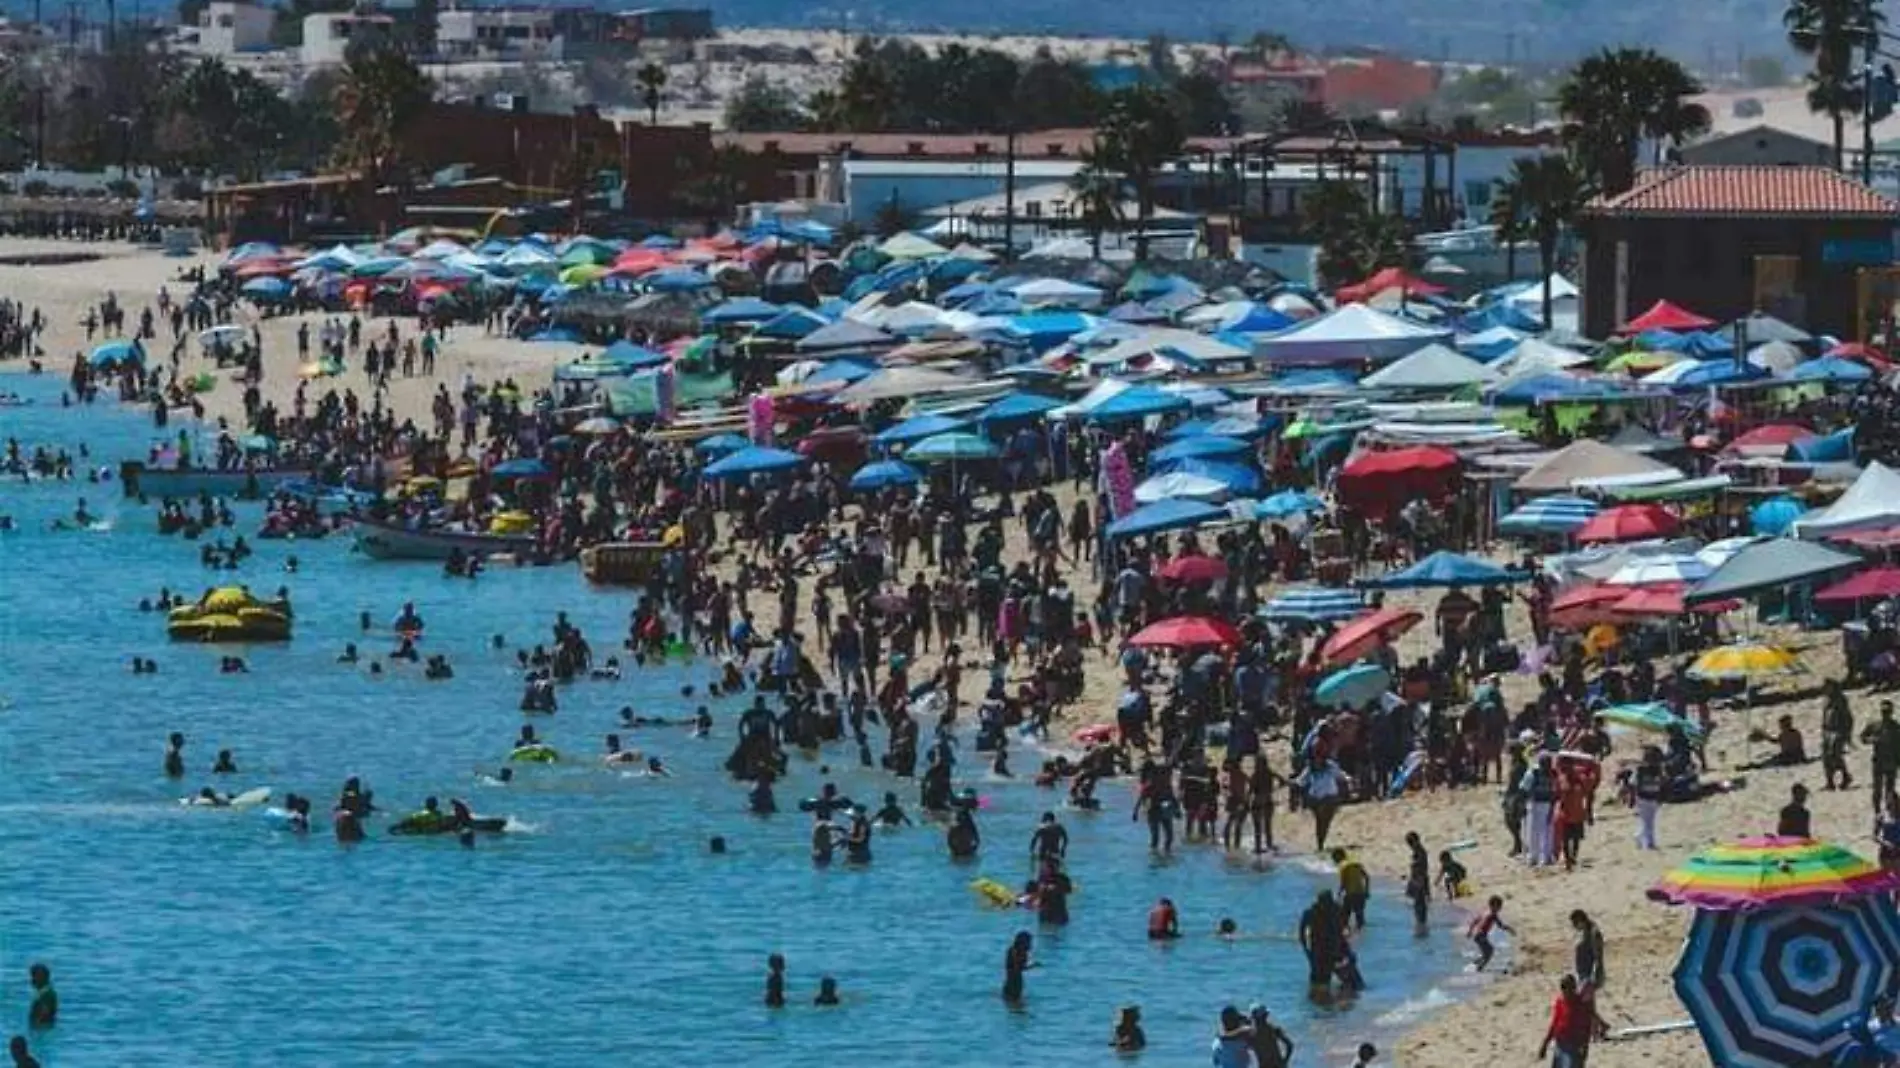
[1360,343,1498,391]
[1793,461,1900,538]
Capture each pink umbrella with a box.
[1158,555,1228,583]
[1127,616,1241,649]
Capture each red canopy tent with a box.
[1815,567,1900,605]
[1722,423,1816,454]
[1335,267,1448,304]
[1575,504,1681,545]
[1620,299,1716,334]
[1335,446,1461,516]
[1830,528,1900,549]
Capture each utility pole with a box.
[1001,126,1017,262]
[1865,29,1878,184]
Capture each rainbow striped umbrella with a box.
[1647,837,1900,911]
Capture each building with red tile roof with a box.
[1578,165,1899,340]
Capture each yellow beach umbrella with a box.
[1687,643,1804,682]
[1605,349,1681,374]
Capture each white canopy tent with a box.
[1253,304,1452,365]
[1793,461,1900,538]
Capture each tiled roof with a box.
[1585,165,1899,218]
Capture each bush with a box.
[21,179,49,197]
[172,177,203,200]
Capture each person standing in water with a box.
[1001,931,1035,1004]
[1029,811,1068,866]
[1404,832,1431,932]
[764,954,786,1008]
[163,732,185,778]
[1298,891,1344,994]
[24,965,54,1030]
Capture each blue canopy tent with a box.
[1216,303,1297,334]
[1498,496,1599,536]
[804,359,879,386]
[976,392,1064,428]
[1256,489,1325,519]
[1664,360,1768,390]
[693,432,751,457]
[703,445,804,479]
[1167,416,1270,441]
[1789,426,1855,463]
[1487,374,1635,405]
[645,268,714,293]
[1105,498,1226,539]
[1457,303,1544,333]
[874,413,969,447]
[1151,435,1251,463]
[752,307,831,341]
[89,339,144,367]
[599,340,668,370]
[849,460,924,492]
[1005,311,1097,349]
[906,433,1001,462]
[1783,356,1873,384]
[1361,550,1530,589]
[1085,385,1192,425]
[1153,458,1261,496]
[241,276,292,299]
[702,297,782,325]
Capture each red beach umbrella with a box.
[1575,504,1681,544]
[1610,583,1740,617]
[1127,616,1241,649]
[1620,299,1716,333]
[1159,555,1228,583]
[1320,606,1423,665]
[1815,567,1900,605]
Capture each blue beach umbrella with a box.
[646,268,714,292]
[703,445,804,480]
[1498,496,1600,537]
[241,276,291,299]
[1156,458,1261,496]
[874,414,969,447]
[1362,550,1529,589]
[976,392,1064,427]
[1315,663,1391,709]
[1783,356,1873,384]
[849,460,923,492]
[89,339,143,367]
[702,297,782,325]
[1105,498,1225,540]
[1260,587,1364,623]
[1151,435,1250,464]
[1256,490,1325,520]
[906,433,1001,463]
[1750,495,1807,536]
[1085,385,1191,425]
[694,433,752,457]
[491,457,551,479]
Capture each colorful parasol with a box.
[1158,554,1228,584]
[1688,643,1804,682]
[1575,503,1681,544]
[1319,606,1422,665]
[1597,701,1703,739]
[1126,615,1240,649]
[1649,837,1900,910]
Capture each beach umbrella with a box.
[1084,384,1192,424]
[1749,496,1807,536]
[646,268,714,292]
[848,460,923,492]
[702,297,781,324]
[1657,839,1900,1067]
[703,445,804,480]
[1361,550,1527,589]
[1134,472,1232,504]
[241,276,291,298]
[1105,498,1226,540]
[1783,356,1873,384]
[1157,554,1228,584]
[1153,459,1261,498]
[1605,554,1711,587]
[88,339,143,367]
[1610,583,1741,618]
[1314,663,1391,709]
[491,457,551,480]
[573,416,621,435]
[1260,587,1363,623]
[1597,702,1703,739]
[1126,615,1241,649]
[1255,490,1326,520]
[1547,583,1632,629]
[1320,606,1423,665]
[1151,435,1251,464]
[1688,643,1804,682]
[1498,496,1599,536]
[905,433,1000,463]
[1575,503,1681,544]
[874,414,969,447]
[693,432,751,457]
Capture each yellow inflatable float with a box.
[489,511,534,535]
[167,586,293,642]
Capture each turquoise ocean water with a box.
[0,373,1466,1066]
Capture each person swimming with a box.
[692,707,713,737]
[643,756,671,777]
[603,734,642,765]
[212,749,237,774]
[424,655,453,680]
[391,637,420,663]
[337,643,359,664]
[814,977,840,1006]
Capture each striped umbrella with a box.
[1498,495,1599,536]
[1673,901,1900,1067]
[1260,587,1363,622]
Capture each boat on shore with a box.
[579,541,669,585]
[121,461,310,501]
[351,517,535,561]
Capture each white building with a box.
[300,12,393,66]
[435,8,562,63]
[193,0,273,55]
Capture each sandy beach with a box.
[0,236,1874,1066]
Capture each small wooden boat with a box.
[579,541,668,586]
[351,517,534,561]
[121,461,310,501]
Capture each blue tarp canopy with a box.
[694,432,752,456]
[874,413,969,446]
[1790,426,1856,463]
[1361,550,1530,588]
[491,457,551,479]
[906,433,1000,462]
[1153,458,1261,496]
[1749,496,1807,536]
[600,340,668,369]
[1783,356,1873,384]
[849,459,923,491]
[89,339,143,367]
[703,445,804,479]
[1006,311,1096,343]
[1085,384,1192,424]
[1498,496,1599,535]
[1151,435,1251,463]
[752,307,831,340]
[1665,359,1767,390]
[645,268,714,292]
[976,392,1064,426]
[1256,490,1325,519]
[1487,373,1635,404]
[804,359,879,386]
[1167,416,1270,441]
[702,297,782,324]
[1105,498,1226,539]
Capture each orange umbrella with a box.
[1320,606,1422,665]
[1548,583,1629,630]
[1611,584,1741,617]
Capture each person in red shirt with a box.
[1555,772,1591,872]
[1147,896,1181,940]
[1539,974,1607,1067]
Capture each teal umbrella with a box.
[906,432,1000,463]
[1314,664,1390,709]
[1598,702,1704,739]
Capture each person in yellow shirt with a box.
[1331,848,1371,930]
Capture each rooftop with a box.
[1585,165,1899,219]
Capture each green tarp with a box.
[603,370,735,417]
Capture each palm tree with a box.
[1487,180,1524,284]
[1498,154,1591,328]
[1097,86,1184,261]
[333,43,433,188]
[1069,141,1125,260]
[635,62,668,125]
[1557,48,1708,195]
[1786,0,1881,169]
